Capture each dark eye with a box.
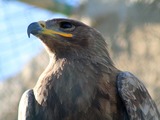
[59,21,75,30]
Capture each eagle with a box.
[18,18,160,120]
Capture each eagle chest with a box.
[18,18,160,120]
[34,60,118,119]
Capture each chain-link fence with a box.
[0,0,67,81]
[0,1,65,119]
[0,0,160,120]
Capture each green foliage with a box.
[19,0,74,15]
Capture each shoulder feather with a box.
[18,89,35,120]
[117,72,160,120]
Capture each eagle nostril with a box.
[40,23,45,28]
[40,24,45,27]
[39,21,46,28]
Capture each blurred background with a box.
[0,0,160,119]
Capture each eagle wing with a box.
[18,89,35,120]
[117,72,160,120]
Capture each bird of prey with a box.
[18,18,160,120]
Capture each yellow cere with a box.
[41,28,73,38]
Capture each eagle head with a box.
[27,18,110,60]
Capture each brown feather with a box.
[18,18,160,120]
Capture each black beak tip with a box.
[27,30,31,38]
[27,22,42,38]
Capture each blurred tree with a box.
[75,0,160,57]
[19,0,74,15]
[1,0,160,120]
[74,0,160,110]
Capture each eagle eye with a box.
[59,21,75,31]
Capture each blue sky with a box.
[57,0,79,6]
[0,1,66,81]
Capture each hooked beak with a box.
[27,22,44,38]
[27,21,73,38]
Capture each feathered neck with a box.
[33,49,116,113]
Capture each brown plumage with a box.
[18,18,160,120]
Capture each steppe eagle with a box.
[18,18,160,120]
